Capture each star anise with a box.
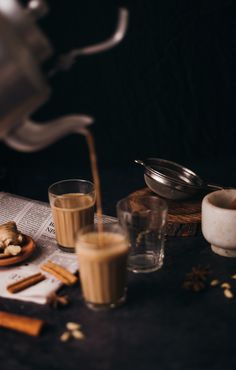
[183,280,206,292]
[186,266,211,281]
[49,293,70,308]
[183,265,211,292]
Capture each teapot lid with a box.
[0,0,52,62]
[0,0,52,137]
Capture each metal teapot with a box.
[0,0,128,152]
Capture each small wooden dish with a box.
[0,235,36,267]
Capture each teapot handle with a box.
[4,114,93,152]
[49,8,129,77]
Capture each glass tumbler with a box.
[48,179,95,252]
[117,195,168,273]
[76,223,129,310]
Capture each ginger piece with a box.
[0,221,24,249]
[4,245,22,256]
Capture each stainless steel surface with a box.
[0,0,52,62]
[0,1,129,152]
[0,13,50,138]
[49,8,129,76]
[135,158,224,200]
[27,0,48,19]
[0,0,52,139]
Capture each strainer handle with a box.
[206,183,231,191]
[134,159,145,166]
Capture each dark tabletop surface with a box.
[0,161,236,370]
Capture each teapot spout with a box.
[4,114,94,152]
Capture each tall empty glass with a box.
[117,196,168,273]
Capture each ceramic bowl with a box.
[202,189,236,257]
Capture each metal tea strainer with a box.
[135,158,224,200]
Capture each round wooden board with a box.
[129,188,203,237]
[0,235,36,267]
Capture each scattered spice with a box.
[66,322,81,331]
[210,274,236,300]
[183,280,205,292]
[49,293,69,308]
[183,267,236,300]
[71,330,85,340]
[224,289,234,299]
[60,331,71,342]
[220,282,231,289]
[186,266,211,281]
[210,279,220,287]
[60,322,85,343]
[183,266,211,292]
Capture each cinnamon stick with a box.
[41,265,71,285]
[7,272,46,294]
[0,311,44,336]
[41,260,77,286]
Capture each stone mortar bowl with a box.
[202,189,236,257]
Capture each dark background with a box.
[1,0,236,199]
[1,5,236,370]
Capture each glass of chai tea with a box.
[48,179,95,253]
[76,223,129,310]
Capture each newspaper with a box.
[0,192,116,304]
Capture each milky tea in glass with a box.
[48,179,95,252]
[76,223,129,310]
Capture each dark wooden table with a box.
[0,163,236,370]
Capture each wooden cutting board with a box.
[129,188,203,237]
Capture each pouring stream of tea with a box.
[84,130,103,235]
